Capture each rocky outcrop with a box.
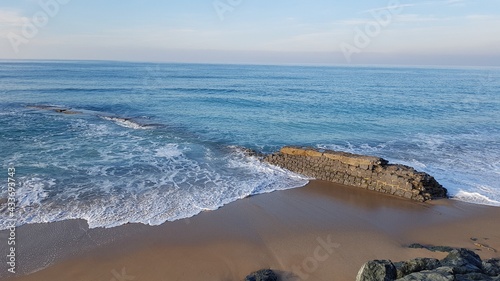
[394,258,442,279]
[357,248,500,281]
[244,269,278,281]
[27,105,81,114]
[264,146,447,202]
[356,260,397,281]
[396,267,454,281]
[440,248,483,274]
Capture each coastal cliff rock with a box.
[263,146,447,202]
[356,248,500,281]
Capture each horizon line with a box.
[1,58,499,70]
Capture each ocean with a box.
[0,61,499,229]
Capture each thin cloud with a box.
[401,0,468,8]
[334,19,369,26]
[396,14,451,23]
[466,14,499,21]
[335,14,450,27]
[446,0,467,7]
[361,4,414,14]
[0,9,26,27]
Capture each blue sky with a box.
[1,0,499,66]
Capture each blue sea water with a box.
[0,61,499,229]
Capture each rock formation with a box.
[356,248,500,281]
[27,105,81,114]
[264,146,447,202]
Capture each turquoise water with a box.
[1,61,499,229]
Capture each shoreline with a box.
[1,180,499,281]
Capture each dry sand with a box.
[1,180,499,281]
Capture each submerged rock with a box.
[27,105,81,114]
[356,260,397,281]
[245,269,278,281]
[230,146,265,158]
[53,108,81,114]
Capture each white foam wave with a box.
[99,116,154,130]
[155,144,184,158]
[318,133,500,207]
[16,177,52,207]
[0,144,308,230]
[453,190,500,206]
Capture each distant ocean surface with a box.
[1,61,499,229]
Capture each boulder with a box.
[440,248,483,274]
[356,260,397,281]
[245,269,278,281]
[454,272,498,281]
[359,245,500,281]
[396,266,454,281]
[483,259,500,276]
[395,258,441,278]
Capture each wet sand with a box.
[1,180,499,281]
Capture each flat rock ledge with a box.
[356,247,500,281]
[263,146,447,202]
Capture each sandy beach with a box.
[1,180,499,281]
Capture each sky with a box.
[0,0,500,66]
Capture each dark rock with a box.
[427,245,456,252]
[408,243,455,252]
[363,247,499,281]
[245,269,278,281]
[455,272,497,281]
[483,258,500,276]
[356,260,397,281]
[53,108,81,114]
[232,147,264,158]
[395,258,441,278]
[440,248,483,274]
[396,267,454,281]
[28,105,81,114]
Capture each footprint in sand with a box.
[471,237,497,253]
